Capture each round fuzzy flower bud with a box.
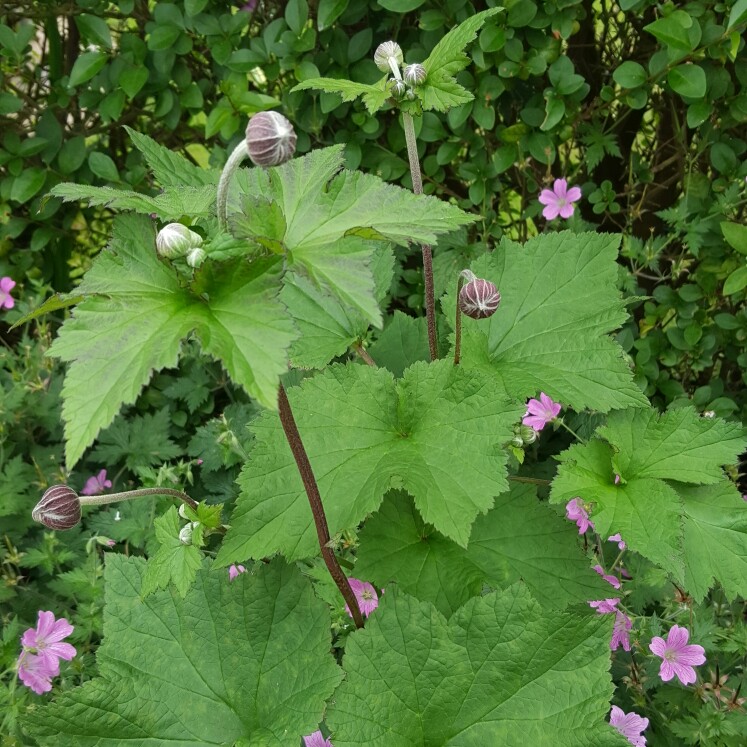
[156,223,203,259]
[179,523,196,545]
[403,63,426,87]
[519,425,539,444]
[186,246,206,268]
[374,41,403,73]
[33,485,81,530]
[389,78,407,98]
[245,111,297,167]
[459,277,501,319]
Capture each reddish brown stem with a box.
[353,343,377,367]
[277,384,364,628]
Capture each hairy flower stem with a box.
[402,112,438,361]
[453,270,476,365]
[353,343,377,367]
[217,140,249,231]
[78,488,198,511]
[277,384,364,628]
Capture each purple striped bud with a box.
[32,485,81,530]
[459,276,501,319]
[245,111,297,167]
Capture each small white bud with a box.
[389,78,407,98]
[374,41,403,73]
[403,63,426,87]
[179,522,199,545]
[186,246,206,268]
[156,223,203,259]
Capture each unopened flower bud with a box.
[403,63,426,87]
[33,485,81,530]
[179,522,197,545]
[459,276,501,319]
[405,88,416,100]
[156,223,203,259]
[511,435,524,448]
[374,41,403,73]
[389,78,407,98]
[245,111,297,167]
[186,246,206,268]
[519,425,538,444]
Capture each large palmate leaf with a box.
[420,8,503,112]
[50,215,295,467]
[24,557,342,746]
[445,231,649,412]
[327,586,626,746]
[550,406,746,585]
[232,145,475,326]
[217,360,523,565]
[355,486,610,617]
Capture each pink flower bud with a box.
[458,277,501,319]
[32,485,81,530]
[245,111,297,167]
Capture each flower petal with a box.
[648,636,667,657]
[553,178,568,198]
[566,186,582,203]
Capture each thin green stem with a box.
[277,384,364,629]
[78,487,198,511]
[217,140,248,231]
[402,111,437,361]
[557,418,586,444]
[454,269,476,365]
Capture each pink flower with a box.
[80,469,112,496]
[345,578,379,618]
[538,178,582,220]
[522,392,561,431]
[614,474,621,485]
[610,706,648,746]
[17,651,58,695]
[589,597,620,615]
[649,625,705,685]
[593,564,621,590]
[608,533,626,550]
[611,611,632,652]
[566,498,594,533]
[21,611,77,667]
[228,564,246,581]
[304,731,333,747]
[0,276,16,309]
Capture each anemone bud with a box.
[186,246,206,268]
[33,485,82,530]
[245,111,297,167]
[374,41,403,73]
[389,78,407,98]
[458,277,501,319]
[403,63,426,87]
[156,223,203,259]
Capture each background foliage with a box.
[1,0,746,744]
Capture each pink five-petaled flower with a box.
[345,578,379,618]
[609,706,648,747]
[522,392,561,431]
[589,598,620,615]
[538,178,582,220]
[304,731,333,747]
[17,651,59,695]
[565,498,594,534]
[228,564,246,581]
[649,624,706,685]
[17,611,76,695]
[0,276,16,309]
[611,611,632,652]
[608,532,626,550]
[593,564,621,590]
[80,469,112,496]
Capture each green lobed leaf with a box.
[141,506,203,597]
[355,485,610,617]
[327,585,625,746]
[25,556,342,746]
[445,231,648,412]
[291,76,390,115]
[368,311,431,377]
[217,360,523,565]
[10,292,84,330]
[420,8,503,112]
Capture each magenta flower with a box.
[0,276,16,309]
[593,564,621,590]
[522,392,561,431]
[228,564,246,581]
[611,611,632,652]
[304,731,333,747]
[566,498,594,533]
[608,533,626,550]
[649,625,705,685]
[17,651,58,695]
[589,597,620,615]
[345,578,379,618]
[609,706,648,747]
[614,474,621,485]
[80,469,112,496]
[538,178,582,220]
